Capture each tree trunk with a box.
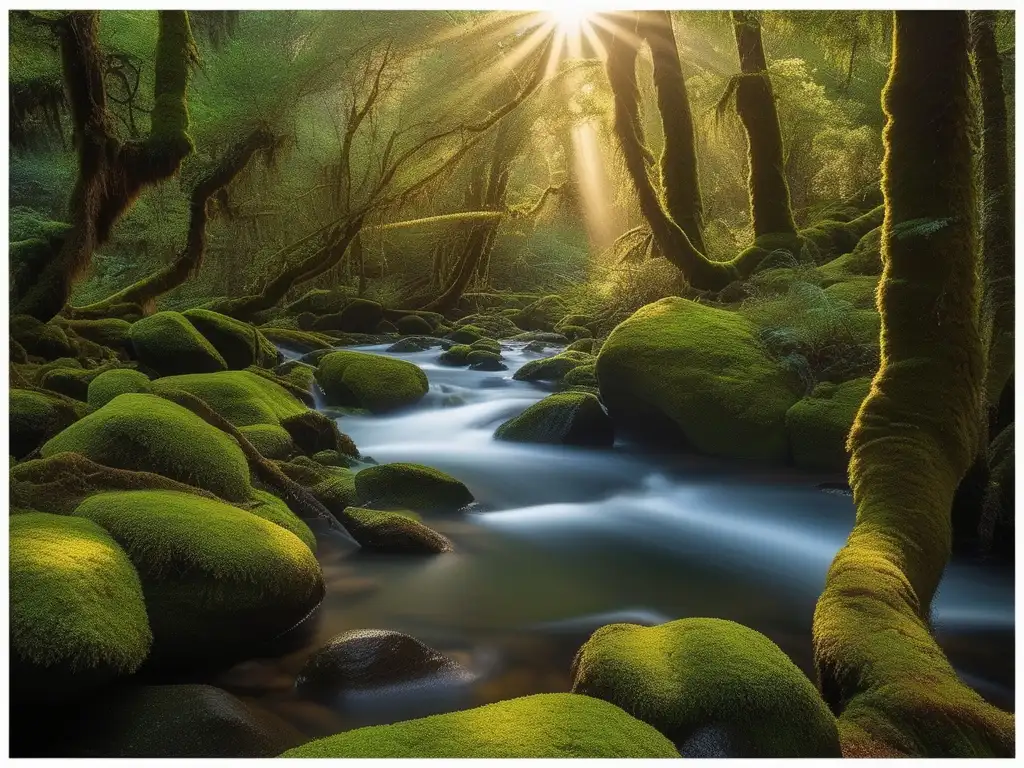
[730,11,797,239]
[73,127,279,315]
[638,10,707,254]
[13,11,195,321]
[971,10,1014,413]
[811,11,1012,757]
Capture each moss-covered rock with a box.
[259,327,336,353]
[278,458,359,515]
[387,336,438,353]
[11,513,151,699]
[239,424,295,460]
[11,314,77,359]
[447,325,485,344]
[438,344,472,366]
[150,370,307,429]
[280,410,357,457]
[566,337,596,353]
[280,693,678,758]
[376,319,398,335]
[129,311,228,376]
[41,393,253,502]
[818,226,882,279]
[61,318,133,355]
[597,298,801,463]
[786,378,871,472]
[559,325,593,341]
[985,423,1014,559]
[55,684,305,758]
[571,618,840,757]
[396,314,434,336]
[514,350,594,383]
[469,337,501,354]
[823,276,879,309]
[495,392,613,447]
[183,309,279,370]
[285,288,352,316]
[339,507,453,554]
[10,388,85,459]
[273,360,316,392]
[467,350,507,371]
[312,449,354,468]
[87,368,152,408]
[74,490,324,664]
[512,331,569,344]
[315,351,428,414]
[38,364,109,401]
[355,462,473,513]
[563,363,598,389]
[456,312,521,339]
[312,299,384,334]
[243,488,316,551]
[513,295,567,332]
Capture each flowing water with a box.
[219,341,1015,739]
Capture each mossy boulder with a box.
[280,693,679,758]
[150,370,307,429]
[87,368,152,408]
[273,360,316,392]
[355,462,473,513]
[129,312,228,376]
[823,276,879,309]
[563,363,598,389]
[786,378,871,473]
[11,513,151,699]
[467,350,507,371]
[439,344,473,366]
[243,488,317,551]
[512,331,569,343]
[469,337,501,354]
[985,423,1014,559]
[239,424,295,460]
[285,288,352,316]
[566,338,596,353]
[11,314,77,359]
[54,684,305,758]
[513,295,567,332]
[183,309,279,370]
[73,490,324,664]
[559,325,592,342]
[456,312,521,339]
[447,325,485,344]
[61,318,133,355]
[339,507,453,554]
[295,629,467,703]
[312,299,384,334]
[818,226,882,279]
[280,410,357,457]
[41,393,253,502]
[38,364,109,401]
[514,350,595,383]
[387,336,438,353]
[315,350,428,414]
[259,327,335,354]
[495,392,613,447]
[571,618,840,757]
[396,314,434,336]
[10,388,85,459]
[278,458,359,516]
[597,298,801,463]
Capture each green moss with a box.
[41,393,252,502]
[395,314,434,336]
[566,338,595,353]
[466,350,506,371]
[513,295,567,332]
[455,312,521,339]
[823,276,879,309]
[259,328,335,353]
[818,227,882,279]
[311,449,354,468]
[280,410,356,457]
[285,288,352,316]
[447,325,485,344]
[150,370,307,429]
[183,309,279,370]
[355,462,473,513]
[597,298,800,463]
[239,424,295,460]
[278,458,359,515]
[571,618,840,757]
[10,388,85,458]
[315,351,428,414]
[439,344,473,366]
[559,325,592,341]
[11,314,76,359]
[562,363,598,388]
[279,693,679,758]
[274,360,316,392]
[87,368,152,408]
[39,364,111,401]
[786,378,871,473]
[469,337,501,354]
[496,392,613,446]
[74,490,323,662]
[243,488,316,551]
[129,311,228,376]
[61,318,133,354]
[339,507,453,554]
[11,451,218,516]
[10,513,151,695]
[514,351,595,383]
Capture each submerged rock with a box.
[295,629,468,701]
[495,392,613,447]
[596,298,800,463]
[354,462,473,514]
[571,618,841,757]
[280,693,679,758]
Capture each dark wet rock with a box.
[467,350,507,371]
[495,392,613,447]
[340,507,453,554]
[295,629,470,701]
[387,336,439,353]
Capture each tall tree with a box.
[812,11,1013,758]
[11,11,196,320]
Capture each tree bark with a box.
[13,11,196,320]
[730,11,797,238]
[811,11,1012,757]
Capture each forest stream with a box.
[206,341,1015,741]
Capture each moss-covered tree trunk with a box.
[12,10,196,321]
[638,10,706,254]
[730,11,797,239]
[971,10,1014,425]
[812,11,1013,757]
[73,127,279,315]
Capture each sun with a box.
[549,7,595,36]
